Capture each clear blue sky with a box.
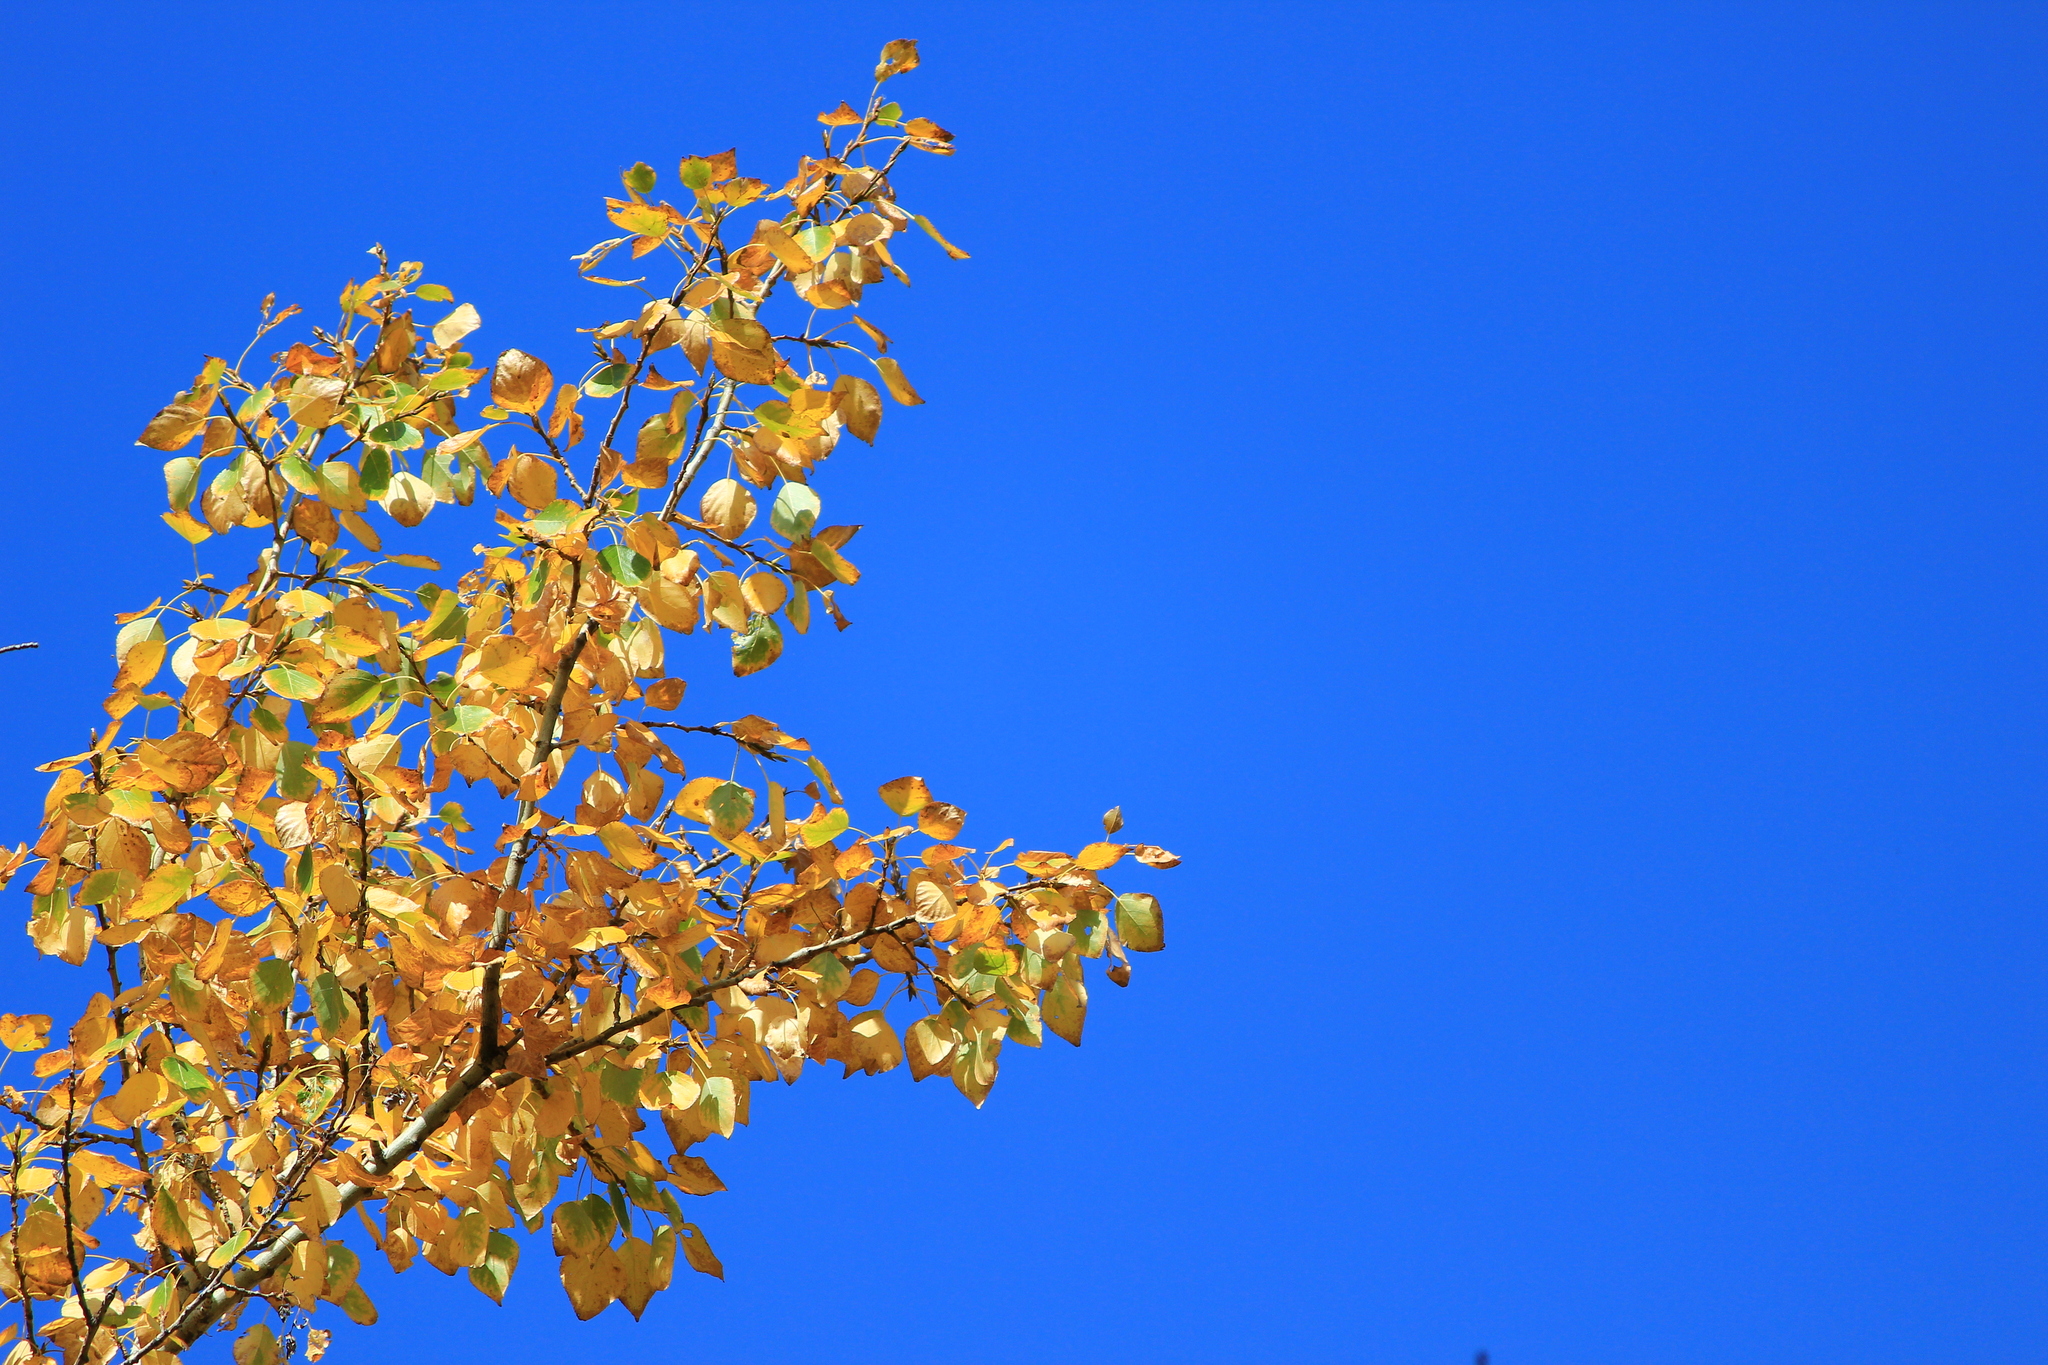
[2,4,2043,1362]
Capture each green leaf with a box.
[415,283,455,302]
[207,1225,253,1268]
[1114,892,1165,952]
[800,808,848,848]
[277,452,320,495]
[770,483,820,540]
[76,868,137,906]
[635,414,684,464]
[599,1061,642,1106]
[359,447,392,496]
[1044,972,1086,1046]
[596,544,652,588]
[528,499,578,537]
[337,1284,377,1326]
[580,1192,617,1244]
[810,952,849,1001]
[468,1230,519,1304]
[232,1323,279,1365]
[368,419,420,449]
[443,705,493,735]
[553,1200,600,1256]
[251,959,295,1009]
[585,363,633,398]
[417,583,465,640]
[163,457,202,512]
[622,162,657,194]
[731,612,784,677]
[312,670,381,722]
[698,1076,735,1139]
[276,740,317,800]
[323,1244,361,1298]
[308,971,346,1033]
[706,781,753,838]
[160,1054,210,1099]
[678,157,713,191]
[794,224,832,261]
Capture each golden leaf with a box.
[917,801,966,841]
[832,374,882,444]
[699,478,755,539]
[491,349,554,414]
[72,1150,148,1188]
[0,1013,50,1051]
[877,775,932,816]
[1075,842,1125,871]
[874,357,924,405]
[478,635,538,689]
[509,454,559,510]
[136,402,209,451]
[875,37,921,80]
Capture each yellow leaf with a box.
[874,37,921,81]
[1075,842,1126,871]
[740,574,786,615]
[699,479,755,539]
[911,213,971,260]
[477,635,537,689]
[0,1013,50,1051]
[72,1149,148,1188]
[509,455,558,511]
[877,775,931,816]
[874,357,924,406]
[754,222,817,273]
[431,302,481,350]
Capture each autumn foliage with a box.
[0,43,1171,1365]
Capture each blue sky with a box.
[2,3,2044,1362]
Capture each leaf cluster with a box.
[0,42,1173,1365]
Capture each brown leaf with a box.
[711,333,780,386]
[833,374,882,444]
[917,801,965,841]
[668,1154,726,1195]
[136,731,227,792]
[491,349,553,414]
[136,403,209,451]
